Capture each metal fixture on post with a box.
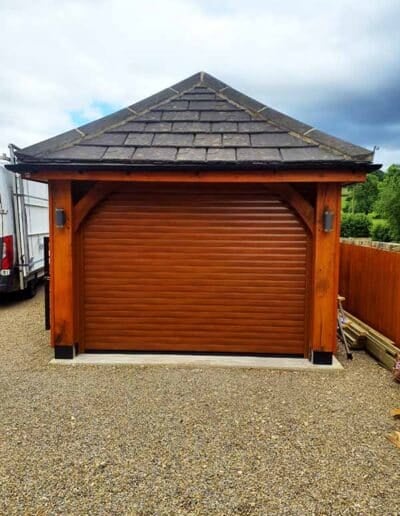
[323,208,334,232]
[55,208,66,228]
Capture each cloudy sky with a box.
[1,0,399,168]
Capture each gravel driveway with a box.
[1,288,399,515]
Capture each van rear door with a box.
[0,164,15,288]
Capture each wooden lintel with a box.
[73,182,118,232]
[24,169,367,184]
[266,184,315,234]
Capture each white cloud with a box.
[0,0,399,156]
[374,146,400,170]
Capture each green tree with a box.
[375,165,400,240]
[351,171,382,214]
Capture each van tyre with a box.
[24,279,37,299]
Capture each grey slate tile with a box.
[258,106,312,135]
[50,145,106,160]
[219,87,265,112]
[157,100,189,111]
[169,73,202,93]
[201,73,227,91]
[251,133,311,148]
[161,111,200,121]
[180,93,217,101]
[102,147,135,160]
[207,148,236,161]
[153,133,194,146]
[223,134,250,146]
[77,108,132,137]
[189,101,237,111]
[133,111,162,122]
[83,133,127,146]
[23,130,82,157]
[144,122,172,132]
[177,148,207,161]
[237,148,281,161]
[194,134,222,147]
[306,130,373,159]
[280,147,343,161]
[125,133,154,146]
[109,122,146,132]
[200,111,251,121]
[238,122,281,133]
[172,122,211,132]
[190,87,215,94]
[211,122,238,133]
[129,88,176,114]
[133,147,177,161]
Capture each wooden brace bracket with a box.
[73,182,118,232]
[265,184,315,234]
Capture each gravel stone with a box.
[0,288,399,515]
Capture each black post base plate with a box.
[54,345,75,359]
[312,351,333,365]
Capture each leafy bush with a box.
[341,213,371,238]
[371,222,393,242]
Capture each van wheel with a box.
[24,280,37,299]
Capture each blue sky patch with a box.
[70,101,119,127]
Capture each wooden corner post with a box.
[310,183,341,364]
[49,180,75,358]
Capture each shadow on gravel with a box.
[0,285,44,307]
[0,291,25,307]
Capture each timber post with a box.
[310,183,341,364]
[49,180,75,358]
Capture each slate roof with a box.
[13,72,376,169]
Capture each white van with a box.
[0,156,48,296]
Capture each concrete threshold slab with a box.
[51,353,343,371]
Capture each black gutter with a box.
[6,160,381,174]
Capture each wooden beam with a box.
[73,182,117,232]
[266,184,315,234]
[310,183,341,355]
[49,180,75,353]
[24,169,367,184]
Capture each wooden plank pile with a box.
[342,313,367,350]
[343,311,399,370]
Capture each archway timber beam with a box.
[265,184,315,234]
[73,182,118,232]
[72,181,315,234]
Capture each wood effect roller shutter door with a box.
[81,184,310,354]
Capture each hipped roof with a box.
[11,72,377,171]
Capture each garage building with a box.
[7,72,378,363]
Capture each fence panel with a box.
[340,243,400,346]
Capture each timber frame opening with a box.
[43,169,344,361]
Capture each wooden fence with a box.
[339,242,400,346]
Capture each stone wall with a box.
[340,238,400,252]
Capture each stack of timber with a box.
[344,311,398,370]
[342,313,367,350]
